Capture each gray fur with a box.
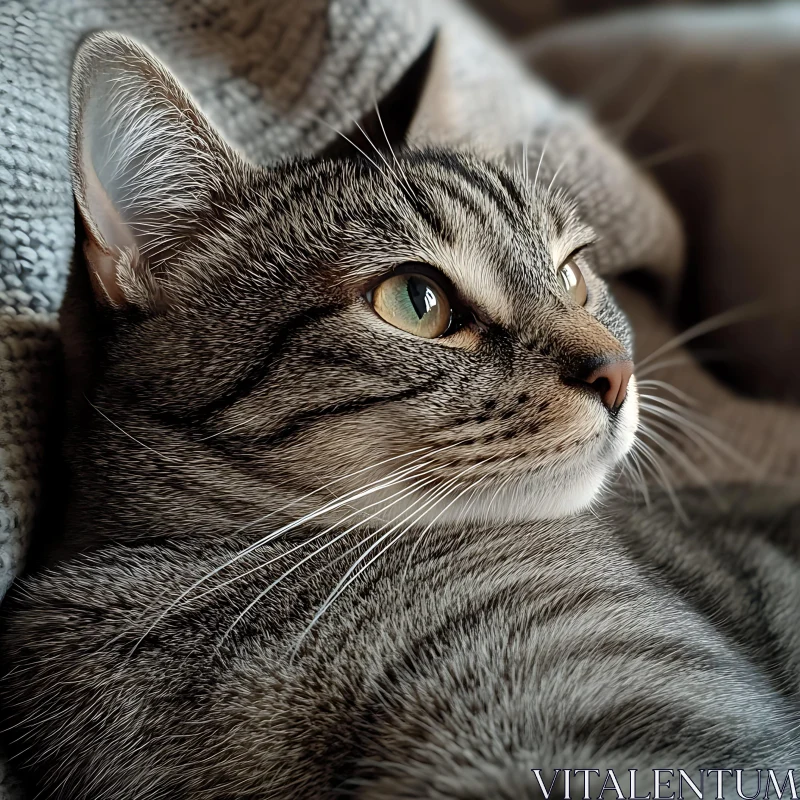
[2,31,798,800]
[4,493,800,798]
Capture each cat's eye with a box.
[371,271,452,338]
[558,258,588,306]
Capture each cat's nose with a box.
[567,357,634,413]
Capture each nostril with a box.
[565,358,634,413]
[588,375,612,400]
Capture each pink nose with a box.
[572,358,634,412]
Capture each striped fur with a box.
[3,491,799,797]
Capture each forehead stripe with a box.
[432,178,494,230]
[404,179,457,246]
[411,150,524,227]
[489,163,528,215]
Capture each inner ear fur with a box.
[70,31,248,309]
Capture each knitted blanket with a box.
[2,0,799,795]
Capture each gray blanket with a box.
[2,0,799,795]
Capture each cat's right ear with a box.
[319,34,441,160]
[70,32,247,309]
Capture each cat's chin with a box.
[431,465,611,525]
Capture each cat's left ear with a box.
[70,32,248,308]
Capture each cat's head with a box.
[64,32,638,542]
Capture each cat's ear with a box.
[319,34,440,159]
[70,32,247,308]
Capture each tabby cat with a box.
[1,31,798,800]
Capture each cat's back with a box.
[3,500,799,797]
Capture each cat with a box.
[1,30,799,800]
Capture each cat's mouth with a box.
[546,374,640,515]
[598,376,640,462]
[416,377,640,524]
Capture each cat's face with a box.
[66,33,637,536]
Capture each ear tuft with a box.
[70,32,246,307]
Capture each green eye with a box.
[372,272,452,338]
[558,258,588,306]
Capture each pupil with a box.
[407,277,437,320]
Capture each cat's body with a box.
[4,491,800,798]
[2,29,800,800]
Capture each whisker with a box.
[635,303,764,371]
[640,398,756,472]
[624,449,652,508]
[483,468,521,519]
[458,471,505,522]
[187,472,445,605]
[85,397,181,464]
[404,455,522,575]
[226,443,460,551]
[633,438,688,523]
[642,413,730,482]
[373,96,399,168]
[237,445,440,535]
[125,446,459,653]
[303,460,490,621]
[348,115,414,197]
[635,357,695,378]
[635,348,742,379]
[197,414,261,441]
[214,479,445,650]
[403,474,492,570]
[636,379,696,405]
[638,423,726,508]
[228,468,481,653]
[545,155,568,201]
[316,102,415,203]
[521,127,531,183]
[295,472,490,653]
[311,113,385,174]
[305,469,484,604]
[533,129,553,192]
